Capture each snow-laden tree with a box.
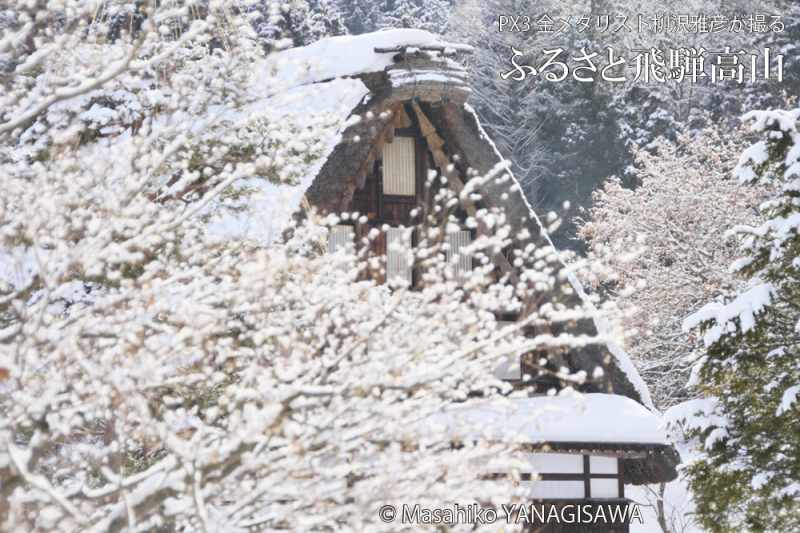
[335,0,454,35]
[376,0,454,33]
[0,3,610,531]
[577,125,772,410]
[246,0,347,50]
[676,108,800,532]
[333,0,384,34]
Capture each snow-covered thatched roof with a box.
[210,29,653,403]
[204,78,369,243]
[209,30,668,468]
[209,29,473,243]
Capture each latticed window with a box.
[516,453,624,500]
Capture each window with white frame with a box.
[589,456,622,498]
[382,137,416,196]
[513,452,623,500]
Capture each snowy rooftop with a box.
[429,393,669,446]
[205,78,369,243]
[258,28,471,89]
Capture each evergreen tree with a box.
[761,1,800,98]
[447,0,548,201]
[681,108,800,532]
[450,0,631,247]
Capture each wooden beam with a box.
[409,101,517,282]
[394,106,413,129]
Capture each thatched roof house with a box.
[212,28,679,521]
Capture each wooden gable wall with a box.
[305,96,650,406]
[350,104,432,227]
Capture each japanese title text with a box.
[501,47,785,84]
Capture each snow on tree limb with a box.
[0,4,613,531]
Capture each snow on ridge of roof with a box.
[258,29,472,89]
[429,393,669,446]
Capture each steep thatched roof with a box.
[239,29,678,483]
[286,31,649,404]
